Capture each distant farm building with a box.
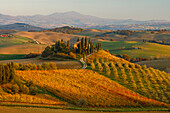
[73,41,81,49]
[0,34,8,37]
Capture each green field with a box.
[99,41,170,58]
[0,35,46,54]
[0,54,25,60]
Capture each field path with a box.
[0,106,168,113]
[80,53,93,69]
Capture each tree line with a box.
[42,37,102,59]
[0,63,15,84]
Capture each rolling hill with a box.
[0,35,46,54]
[0,23,44,31]
[16,69,168,107]
[13,31,84,45]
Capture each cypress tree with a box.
[85,37,88,48]
[61,39,64,42]
[87,44,90,54]
[81,37,85,48]
[78,42,82,54]
[55,41,58,50]
[77,37,80,42]
[58,40,61,50]
[0,64,3,84]
[67,40,70,48]
[4,65,10,83]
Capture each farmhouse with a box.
[73,41,81,49]
[0,34,8,37]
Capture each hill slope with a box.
[87,50,169,104]
[13,31,84,45]
[0,23,44,31]
[16,69,167,107]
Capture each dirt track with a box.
[0,106,169,113]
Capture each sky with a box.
[0,0,170,21]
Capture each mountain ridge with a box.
[0,11,169,29]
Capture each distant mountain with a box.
[0,23,44,31]
[0,11,169,28]
[87,23,170,30]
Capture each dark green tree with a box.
[85,37,88,48]
[41,46,53,57]
[77,38,80,42]
[67,40,70,48]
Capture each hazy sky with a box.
[0,0,169,21]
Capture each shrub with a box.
[20,85,29,94]
[91,62,95,70]
[29,86,38,95]
[11,84,19,94]
[49,62,57,70]
[77,98,87,107]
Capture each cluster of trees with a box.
[114,30,136,36]
[40,26,84,34]
[2,79,39,95]
[76,37,101,55]
[90,59,169,103]
[24,52,41,58]
[143,39,169,45]
[42,37,101,59]
[0,63,15,84]
[13,62,57,70]
[115,54,150,62]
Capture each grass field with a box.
[0,54,25,60]
[0,35,46,54]
[98,41,170,58]
[136,59,170,73]
[13,31,84,45]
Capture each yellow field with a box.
[13,31,84,45]
[0,43,46,54]
[0,90,66,105]
[16,70,167,107]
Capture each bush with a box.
[11,84,19,94]
[29,86,38,95]
[77,98,87,107]
[49,62,57,70]
[20,85,29,94]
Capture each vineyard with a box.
[0,87,66,105]
[90,59,170,104]
[16,70,167,107]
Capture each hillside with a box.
[13,31,84,45]
[136,59,170,73]
[0,35,46,54]
[85,50,129,65]
[87,50,169,104]
[97,41,170,58]
[88,23,170,30]
[16,69,167,107]
[93,31,170,43]
[0,23,44,31]
[41,26,84,34]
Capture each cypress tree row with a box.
[0,63,15,84]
